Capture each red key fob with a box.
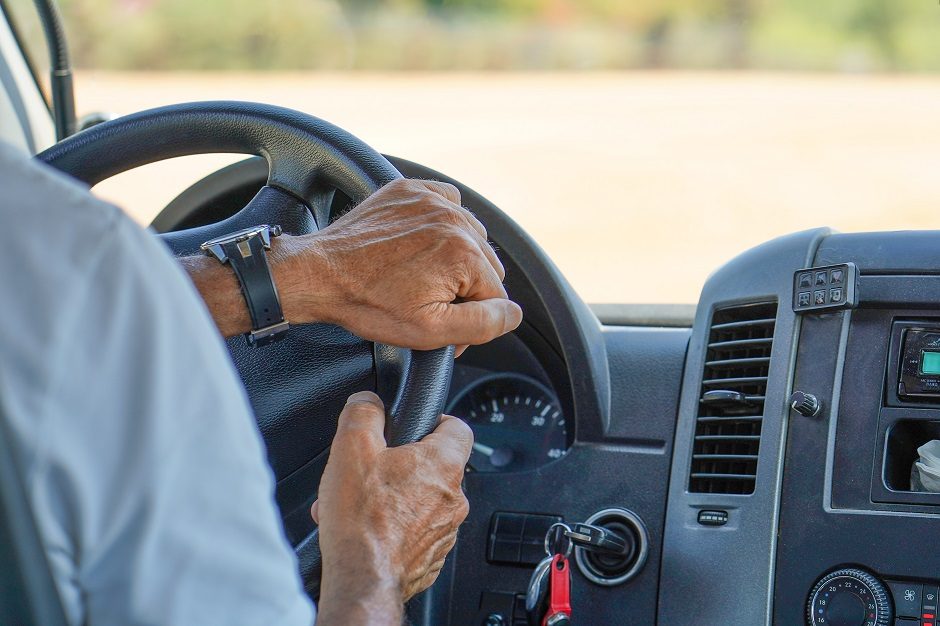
[542,554,572,626]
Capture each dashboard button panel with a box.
[487,512,562,566]
[793,262,858,313]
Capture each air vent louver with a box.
[689,302,777,495]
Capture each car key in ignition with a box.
[563,523,631,557]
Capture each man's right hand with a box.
[313,391,473,626]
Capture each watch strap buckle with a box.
[247,320,291,347]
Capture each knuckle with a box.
[471,212,488,233]
[451,463,469,489]
[445,204,468,226]
[452,234,479,258]
[376,179,407,199]
[386,178,411,191]
[429,203,465,229]
[453,492,470,524]
[334,425,374,452]
[429,220,460,241]
[427,180,461,203]
[412,439,439,466]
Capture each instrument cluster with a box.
[448,373,568,473]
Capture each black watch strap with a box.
[201,226,289,346]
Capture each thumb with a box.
[333,391,387,449]
[432,299,522,346]
[310,499,320,524]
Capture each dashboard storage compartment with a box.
[884,420,940,492]
[875,417,940,505]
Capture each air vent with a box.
[689,302,777,495]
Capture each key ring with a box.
[544,522,573,559]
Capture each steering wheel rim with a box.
[36,101,455,599]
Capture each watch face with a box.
[200,225,282,252]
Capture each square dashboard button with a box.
[814,290,826,305]
[798,273,813,288]
[888,581,923,619]
[798,292,811,307]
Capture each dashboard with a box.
[157,154,940,626]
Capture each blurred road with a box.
[74,71,940,304]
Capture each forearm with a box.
[178,235,338,338]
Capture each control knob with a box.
[807,568,892,626]
[790,391,821,417]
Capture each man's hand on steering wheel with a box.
[312,391,473,626]
[276,178,522,353]
[187,178,523,353]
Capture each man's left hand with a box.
[272,178,523,351]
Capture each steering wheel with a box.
[36,101,455,598]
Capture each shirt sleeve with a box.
[30,211,315,625]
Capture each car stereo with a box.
[898,327,940,398]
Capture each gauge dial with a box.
[806,568,891,626]
[447,374,567,472]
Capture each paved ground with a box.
[74,71,940,304]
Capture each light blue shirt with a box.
[0,142,315,625]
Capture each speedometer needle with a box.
[473,442,496,457]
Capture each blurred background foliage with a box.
[53,0,940,72]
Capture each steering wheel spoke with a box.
[159,185,317,256]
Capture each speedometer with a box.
[447,374,567,472]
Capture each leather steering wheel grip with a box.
[35,101,454,598]
[36,100,395,203]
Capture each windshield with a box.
[57,0,940,304]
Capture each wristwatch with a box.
[200,225,290,346]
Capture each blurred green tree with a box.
[51,0,940,72]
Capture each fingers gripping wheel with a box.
[296,343,456,598]
[37,102,455,598]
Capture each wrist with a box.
[317,534,404,625]
[269,234,341,327]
